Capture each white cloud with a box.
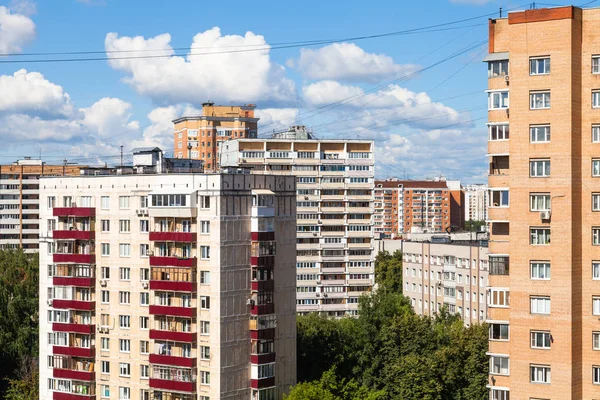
[255,108,299,133]
[9,0,36,16]
[293,43,419,83]
[0,5,35,53]
[80,97,139,138]
[105,27,296,106]
[0,69,74,117]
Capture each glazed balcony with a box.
[150,232,197,243]
[251,280,274,292]
[149,379,195,393]
[53,368,95,382]
[53,230,95,241]
[52,356,95,382]
[149,354,197,368]
[251,353,276,364]
[251,377,276,389]
[150,280,197,292]
[53,207,96,218]
[53,322,95,334]
[52,385,96,400]
[150,367,197,393]
[150,256,197,268]
[150,305,196,318]
[150,329,197,343]
[53,254,95,265]
[250,303,275,315]
[251,232,275,241]
[53,266,95,288]
[51,299,95,311]
[53,345,95,358]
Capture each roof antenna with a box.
[499,7,503,17]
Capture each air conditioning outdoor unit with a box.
[323,293,328,297]
[142,282,149,289]
[540,211,551,221]
[304,196,309,200]
[504,75,510,84]
[46,300,53,306]
[100,280,107,287]
[143,209,149,216]
[316,293,320,297]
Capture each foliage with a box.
[464,220,486,232]
[284,368,385,400]
[4,356,39,400]
[374,250,403,294]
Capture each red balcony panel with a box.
[251,232,275,241]
[149,379,195,393]
[149,354,196,368]
[53,346,95,358]
[150,280,197,292]
[53,392,95,400]
[53,277,95,287]
[53,368,95,382]
[53,207,96,218]
[250,304,275,315]
[52,300,95,311]
[250,328,275,340]
[52,323,95,334]
[53,230,95,240]
[251,280,274,292]
[251,256,274,267]
[150,256,197,268]
[53,254,95,264]
[251,353,276,364]
[150,305,196,318]
[251,377,276,389]
[150,330,197,343]
[150,232,197,243]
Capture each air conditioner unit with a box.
[315,293,320,297]
[316,280,321,284]
[143,209,149,216]
[100,280,107,287]
[312,232,318,236]
[323,293,328,297]
[540,211,551,221]
[148,251,154,256]
[46,300,53,306]
[304,196,309,200]
[318,220,322,224]
[504,75,510,84]
[142,282,149,289]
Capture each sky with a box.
[0,0,550,183]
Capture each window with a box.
[530,365,551,384]
[101,385,110,398]
[594,90,600,108]
[201,221,210,234]
[594,366,600,385]
[488,288,509,307]
[530,193,551,211]
[201,296,210,310]
[119,363,130,377]
[201,246,210,259]
[530,159,550,177]
[489,189,509,207]
[594,227,600,245]
[140,268,149,281]
[594,262,600,280]
[489,323,509,341]
[488,91,509,110]
[101,220,110,232]
[119,387,130,400]
[594,332,600,350]
[200,321,210,335]
[47,196,56,209]
[140,365,149,379]
[119,315,130,328]
[530,228,551,245]
[200,371,210,385]
[139,220,149,233]
[200,196,211,209]
[488,60,509,77]
[530,125,550,143]
[140,341,149,354]
[101,290,110,304]
[530,91,551,109]
[531,296,551,315]
[119,291,130,305]
[489,355,509,375]
[531,262,550,280]
[258,363,275,378]
[119,219,130,233]
[200,271,210,284]
[119,244,131,257]
[140,195,148,208]
[490,389,509,400]
[101,361,110,374]
[594,159,600,177]
[200,346,210,360]
[119,339,130,353]
[488,124,509,141]
[101,243,110,256]
[530,57,550,75]
[140,316,149,329]
[101,337,109,351]
[594,297,600,315]
[140,292,149,306]
[140,244,150,257]
[594,56,600,74]
[119,196,130,209]
[531,331,551,349]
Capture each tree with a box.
[285,368,385,400]
[374,250,403,293]
[465,220,486,232]
[4,356,39,400]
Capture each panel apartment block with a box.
[486,6,600,399]
[221,135,374,316]
[39,172,296,400]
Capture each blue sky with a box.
[0,0,531,182]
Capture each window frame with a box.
[530,331,551,349]
[530,261,551,280]
[593,90,600,109]
[530,57,550,75]
[489,355,510,376]
[530,296,551,315]
[530,227,551,245]
[530,364,551,384]
[530,159,551,177]
[530,124,551,143]
[530,193,551,211]
[530,90,551,109]
[488,90,509,110]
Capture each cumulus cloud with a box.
[105,27,296,106]
[255,108,299,133]
[293,43,419,83]
[80,97,139,138]
[0,69,74,117]
[0,5,35,53]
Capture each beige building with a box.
[486,6,600,399]
[464,184,488,222]
[0,158,83,253]
[376,239,489,326]
[221,128,374,317]
[173,103,258,171]
[39,157,297,400]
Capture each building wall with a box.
[39,173,296,400]
[464,185,488,222]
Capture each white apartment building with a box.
[221,129,374,317]
[463,184,488,222]
[376,239,489,326]
[39,166,297,400]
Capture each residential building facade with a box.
[486,6,600,399]
[173,103,258,171]
[464,184,488,222]
[220,129,374,316]
[39,166,297,400]
[0,158,84,253]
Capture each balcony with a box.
[249,328,275,340]
[251,256,275,267]
[53,392,95,400]
[150,232,197,243]
[489,256,509,275]
[150,379,195,393]
[53,346,95,358]
[53,207,96,218]
[251,377,276,389]
[53,254,95,265]
[251,232,275,241]
[53,277,95,287]
[53,323,94,334]
[150,280,197,292]
[149,354,196,368]
[150,256,197,268]
[251,353,276,364]
[52,300,95,311]
[250,304,275,315]
[53,230,95,241]
[53,368,95,382]
[150,305,196,318]
[251,280,274,292]
[150,329,197,343]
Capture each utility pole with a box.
[187,143,192,172]
[499,7,503,18]
[63,158,67,176]
[120,146,123,168]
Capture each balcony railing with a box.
[149,232,197,243]
[51,300,95,311]
[149,353,197,368]
[150,256,197,268]
[53,323,95,334]
[150,329,197,343]
[53,368,95,382]
[53,254,95,264]
[53,230,95,240]
[53,345,95,358]
[150,280,197,292]
[150,305,196,317]
[53,277,95,287]
[53,207,96,217]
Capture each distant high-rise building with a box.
[464,184,488,222]
[221,127,375,317]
